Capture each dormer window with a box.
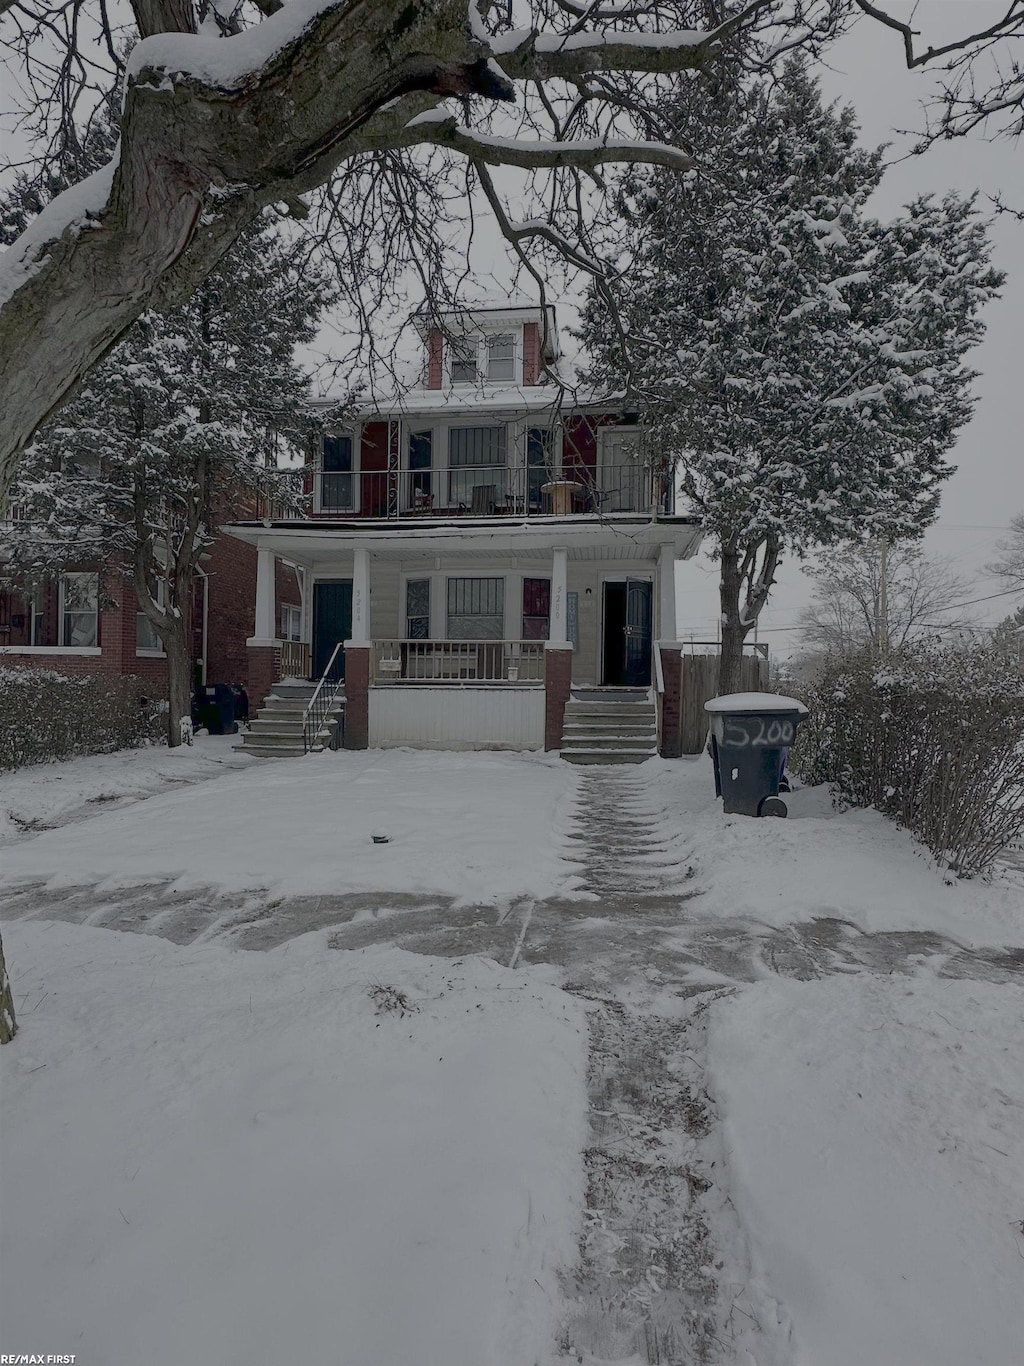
[486,333,515,381]
[451,337,478,385]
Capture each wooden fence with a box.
[678,653,769,754]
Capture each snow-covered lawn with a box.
[2,743,1023,1365]
[707,973,1024,1366]
[1,744,583,905]
[645,757,1024,948]
[0,920,587,1366]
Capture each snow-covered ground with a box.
[1,743,583,904]
[2,743,1023,1365]
[0,920,587,1366]
[707,973,1024,1366]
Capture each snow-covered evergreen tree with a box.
[580,60,1004,694]
[6,202,331,746]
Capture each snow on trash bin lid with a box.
[704,692,808,715]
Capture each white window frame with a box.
[446,329,523,387]
[280,603,302,641]
[59,572,99,649]
[136,577,167,657]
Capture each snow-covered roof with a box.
[311,381,618,419]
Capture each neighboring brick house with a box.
[0,530,301,703]
[225,302,703,759]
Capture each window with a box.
[61,572,98,648]
[406,579,430,640]
[522,578,550,640]
[321,435,354,511]
[527,426,555,509]
[136,578,165,653]
[450,337,478,385]
[449,426,506,507]
[447,577,504,640]
[486,333,515,381]
[281,604,302,641]
[408,430,432,508]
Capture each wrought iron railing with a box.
[302,642,345,752]
[308,463,668,518]
[372,639,545,684]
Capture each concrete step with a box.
[563,721,657,735]
[240,744,307,758]
[562,749,656,765]
[562,737,657,753]
[564,703,654,717]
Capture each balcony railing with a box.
[307,464,669,518]
[279,640,311,678]
[372,639,545,684]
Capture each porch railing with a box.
[279,640,310,679]
[372,639,545,684]
[309,464,669,518]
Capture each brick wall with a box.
[544,646,573,751]
[342,646,371,749]
[523,322,542,386]
[426,328,443,389]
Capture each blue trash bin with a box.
[705,693,809,817]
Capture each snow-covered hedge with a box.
[793,644,1024,877]
[0,668,164,770]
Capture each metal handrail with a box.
[302,642,345,753]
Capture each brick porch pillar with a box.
[658,644,683,758]
[343,643,371,750]
[544,644,573,752]
[247,644,281,711]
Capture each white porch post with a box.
[351,547,371,643]
[549,547,568,645]
[249,547,278,645]
[658,543,677,642]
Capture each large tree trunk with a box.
[0,930,17,1044]
[164,622,194,748]
[718,543,750,697]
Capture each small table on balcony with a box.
[541,480,582,515]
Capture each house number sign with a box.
[720,716,796,749]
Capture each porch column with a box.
[351,547,371,644]
[545,546,572,750]
[249,547,278,645]
[549,547,568,645]
[658,543,677,642]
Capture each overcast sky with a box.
[676,1,1023,654]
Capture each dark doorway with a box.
[312,580,352,681]
[602,579,653,686]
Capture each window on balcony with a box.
[321,435,354,511]
[406,579,430,639]
[450,337,478,385]
[527,426,555,509]
[448,426,506,509]
[447,577,504,639]
[486,333,515,381]
[61,572,98,648]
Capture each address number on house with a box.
[721,717,796,748]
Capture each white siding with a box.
[368,686,545,750]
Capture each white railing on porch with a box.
[372,639,545,684]
[279,641,310,678]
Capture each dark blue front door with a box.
[312,581,352,680]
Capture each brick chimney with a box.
[426,328,443,389]
[522,322,542,386]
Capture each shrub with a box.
[792,643,1024,877]
[0,668,165,770]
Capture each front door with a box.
[312,580,352,681]
[602,579,653,686]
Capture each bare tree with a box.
[988,512,1024,590]
[798,541,974,655]
[0,930,15,1043]
[2,0,1023,502]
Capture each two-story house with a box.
[225,303,702,760]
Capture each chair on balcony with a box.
[411,488,435,514]
[470,484,498,516]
